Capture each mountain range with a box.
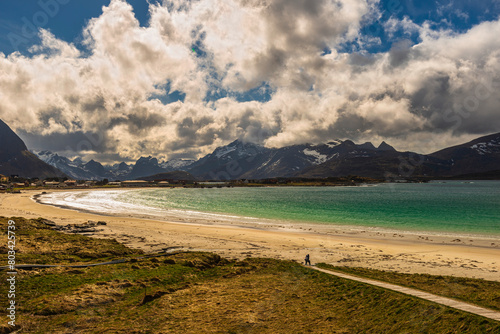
[1,118,499,181]
[35,151,195,181]
[179,134,500,180]
[35,132,500,181]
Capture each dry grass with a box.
[316,264,500,311]
[0,217,499,333]
[0,216,143,265]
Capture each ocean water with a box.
[39,181,500,236]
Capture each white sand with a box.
[1,189,499,281]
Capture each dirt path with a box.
[311,266,500,322]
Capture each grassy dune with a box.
[317,264,500,312]
[0,217,499,333]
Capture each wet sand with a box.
[1,189,499,281]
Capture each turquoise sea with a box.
[42,181,500,236]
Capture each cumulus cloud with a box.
[1,0,500,163]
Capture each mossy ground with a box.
[0,217,499,333]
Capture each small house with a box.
[121,180,149,187]
[157,181,170,187]
[64,180,77,186]
[44,181,60,187]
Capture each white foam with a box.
[36,190,266,225]
[38,190,164,216]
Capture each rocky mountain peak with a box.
[378,141,396,151]
[0,119,66,178]
[0,119,28,160]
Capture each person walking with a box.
[304,254,311,266]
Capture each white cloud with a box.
[0,0,499,162]
[383,16,420,38]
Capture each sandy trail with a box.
[1,189,499,281]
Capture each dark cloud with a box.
[38,107,67,128]
[176,116,213,138]
[410,73,452,120]
[349,52,377,67]
[18,130,109,155]
[327,111,369,139]
[237,109,278,143]
[81,94,106,113]
[2,0,500,162]
[389,39,413,67]
[267,0,344,50]
[126,109,166,134]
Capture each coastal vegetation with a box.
[1,217,499,333]
[316,264,500,312]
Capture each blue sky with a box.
[2,0,498,56]
[0,0,154,54]
[1,0,499,162]
[361,0,500,53]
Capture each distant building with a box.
[64,180,77,186]
[157,181,170,187]
[44,181,60,187]
[121,180,149,187]
[108,181,121,186]
[197,181,229,188]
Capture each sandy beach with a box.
[1,189,499,281]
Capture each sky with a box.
[1,0,500,163]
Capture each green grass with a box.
[316,263,500,312]
[0,217,143,265]
[1,217,499,333]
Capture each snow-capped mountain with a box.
[109,162,133,179]
[241,139,398,180]
[34,132,500,181]
[186,140,271,180]
[430,132,500,176]
[126,156,165,180]
[212,140,269,160]
[186,138,399,180]
[35,152,194,180]
[127,156,196,179]
[36,151,98,180]
[160,158,195,171]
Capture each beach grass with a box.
[1,217,499,333]
[0,216,143,265]
[316,263,500,312]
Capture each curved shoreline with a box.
[33,188,500,241]
[1,189,500,281]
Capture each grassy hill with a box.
[1,217,499,333]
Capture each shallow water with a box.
[39,181,500,236]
